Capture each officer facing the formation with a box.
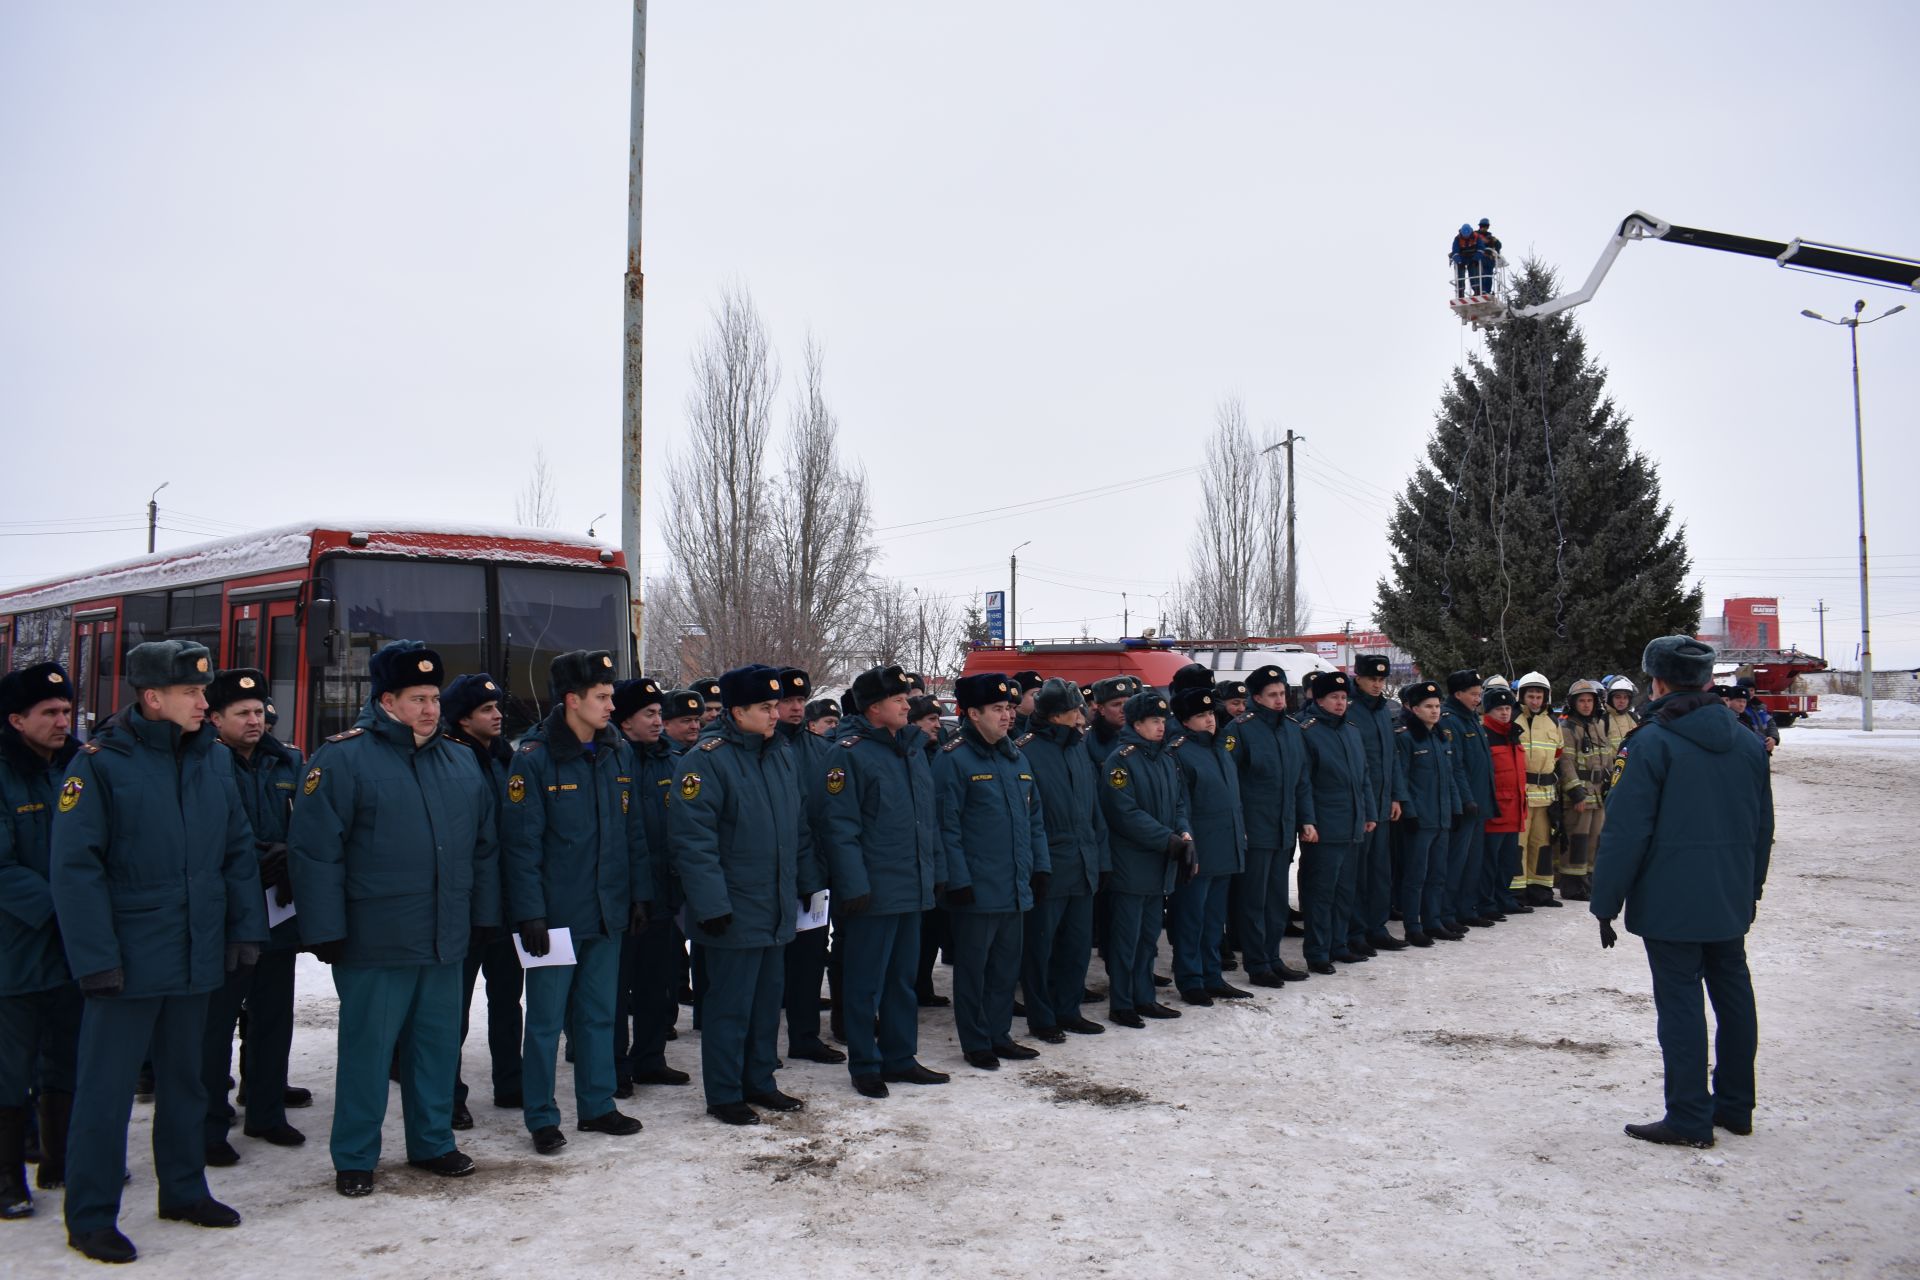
[821,664,949,1097]
[440,672,520,1129]
[1438,671,1494,936]
[935,674,1049,1070]
[503,651,650,1155]
[1295,671,1373,975]
[611,678,692,1090]
[1393,681,1459,946]
[289,641,500,1199]
[1,663,83,1220]
[1015,678,1109,1042]
[1166,687,1249,1004]
[1223,665,1311,987]
[669,665,822,1125]
[1346,655,1406,956]
[51,641,268,1264]
[1098,690,1190,1027]
[774,667,845,1068]
[1592,637,1772,1150]
[199,668,307,1167]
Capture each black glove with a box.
[1461,801,1480,819]
[698,913,733,937]
[258,842,294,906]
[1030,871,1051,899]
[79,967,124,998]
[840,893,872,916]
[630,901,652,932]
[1598,918,1618,949]
[519,918,551,957]
[469,923,502,949]
[1165,834,1187,858]
[225,942,261,974]
[944,884,976,908]
[1097,871,1111,893]
[311,940,346,965]
[1175,858,1198,887]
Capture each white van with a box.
[1180,643,1338,690]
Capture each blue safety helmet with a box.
[1459,224,1474,235]
[1478,218,1491,227]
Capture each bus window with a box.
[268,612,296,726]
[311,558,487,743]
[497,567,630,738]
[232,616,260,670]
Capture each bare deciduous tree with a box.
[1173,398,1308,638]
[768,339,876,674]
[515,446,560,529]
[662,287,780,670]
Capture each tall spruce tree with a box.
[1376,261,1701,681]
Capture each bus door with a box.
[227,590,300,732]
[72,609,118,739]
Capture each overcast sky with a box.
[4,1,1917,668]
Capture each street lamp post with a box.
[1801,299,1906,731]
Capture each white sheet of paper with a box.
[796,890,830,932]
[265,890,297,929]
[515,925,576,968]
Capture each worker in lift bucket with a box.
[1474,218,1502,292]
[1450,224,1487,299]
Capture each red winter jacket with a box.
[1481,714,1530,834]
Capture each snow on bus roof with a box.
[0,521,616,614]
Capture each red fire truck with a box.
[960,637,1193,691]
[0,523,633,752]
[1713,648,1828,727]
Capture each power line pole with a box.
[621,1,648,664]
[1816,598,1826,661]
[1010,540,1030,647]
[1122,591,1129,639]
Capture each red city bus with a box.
[0,523,633,753]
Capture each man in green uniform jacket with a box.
[1592,636,1773,1150]
[0,663,83,1219]
[51,641,267,1264]
[289,640,500,1199]
[820,664,949,1097]
[669,665,823,1126]
[503,651,651,1156]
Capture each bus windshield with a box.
[310,557,629,745]
[498,565,630,733]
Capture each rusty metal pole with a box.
[621,1,648,664]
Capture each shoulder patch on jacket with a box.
[57,776,84,812]
[302,766,323,796]
[699,738,725,752]
[1608,745,1629,791]
[326,727,364,743]
[507,774,527,804]
[1108,766,1129,789]
[825,766,847,795]
[1222,734,1236,752]
[680,773,703,800]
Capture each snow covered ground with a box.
[12,733,1919,1278]
[1800,693,1920,727]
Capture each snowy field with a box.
[12,730,1919,1278]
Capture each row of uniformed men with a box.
[0,636,1560,1264]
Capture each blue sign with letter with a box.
[984,591,1005,643]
